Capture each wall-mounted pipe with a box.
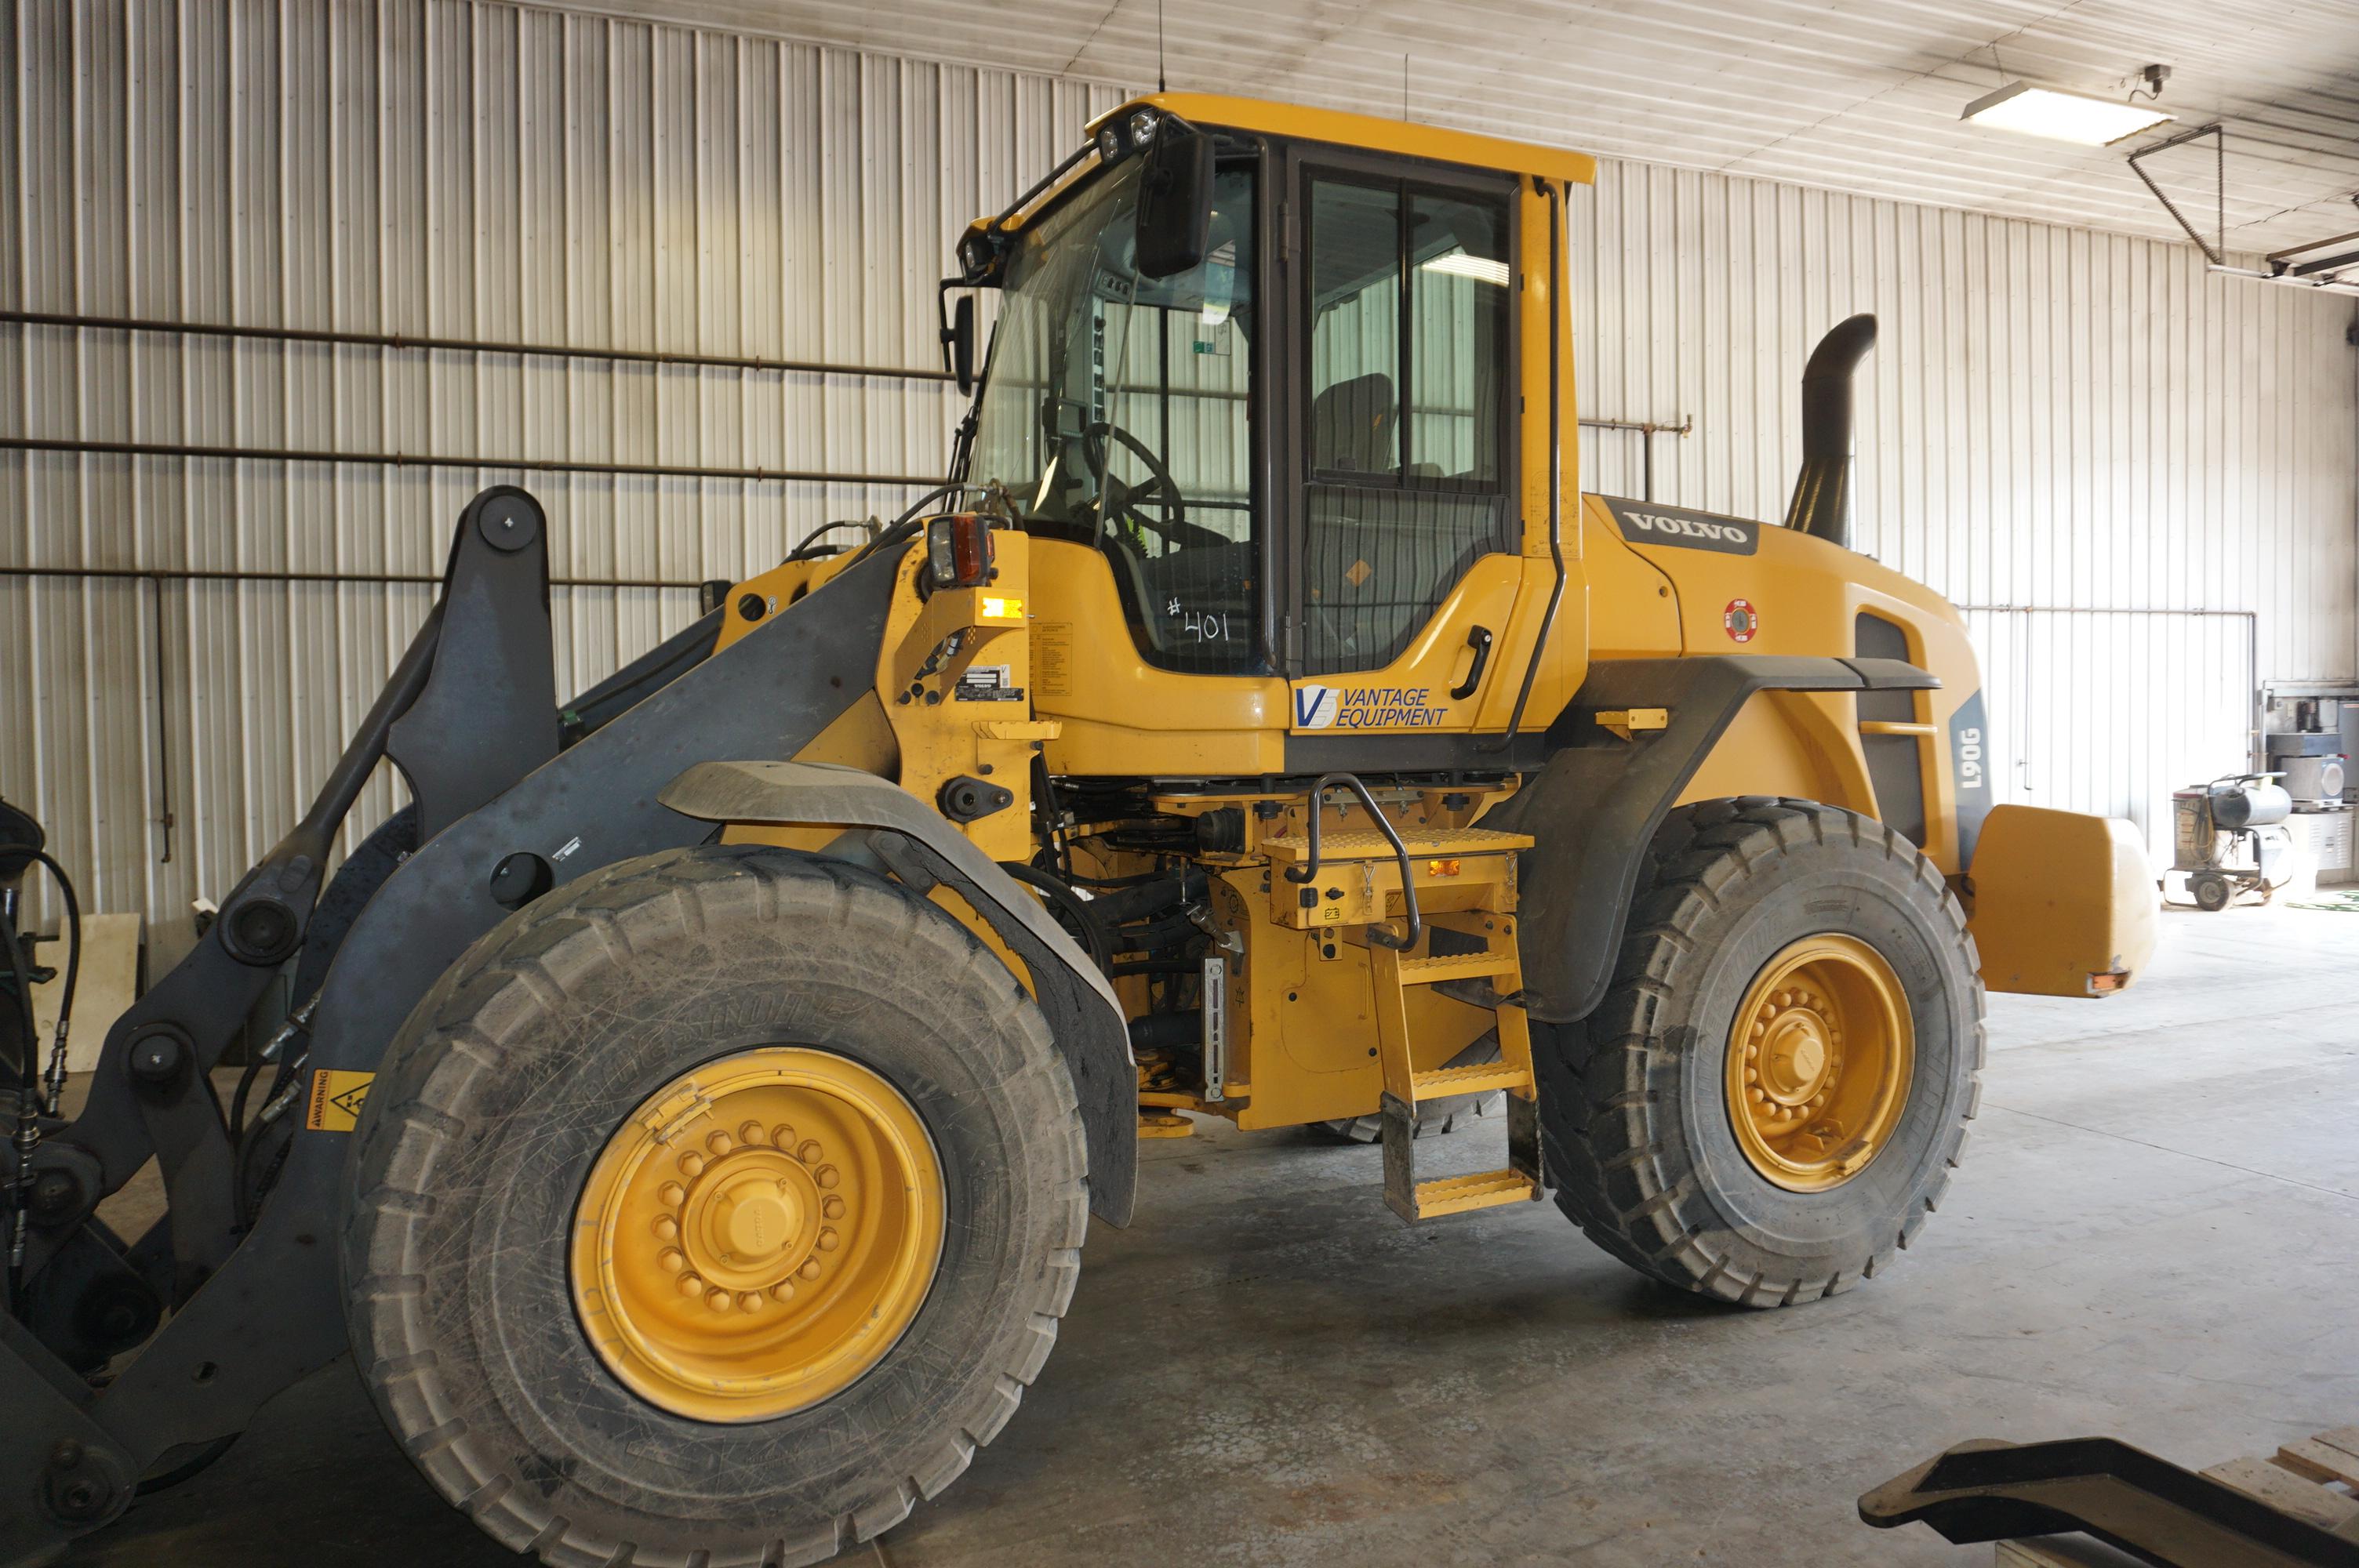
[0,310,954,383]
[0,437,941,490]
[1782,314,1877,548]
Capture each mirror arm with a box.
[935,278,961,378]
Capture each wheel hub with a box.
[1726,937,1914,1192]
[571,1048,944,1422]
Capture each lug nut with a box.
[679,1152,705,1178]
[815,1166,841,1190]
[660,1183,686,1207]
[741,1121,769,1145]
[822,1196,845,1221]
[652,1216,678,1240]
[707,1131,733,1155]
[816,1229,840,1253]
[796,1140,823,1164]
[678,1274,705,1298]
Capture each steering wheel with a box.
[1080,422,1222,550]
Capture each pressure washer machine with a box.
[2171,774,2294,911]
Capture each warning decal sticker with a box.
[305,1069,376,1133]
[1722,598,1759,643]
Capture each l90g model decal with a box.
[1600,496,1761,556]
[1949,689,1994,868]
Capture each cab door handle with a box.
[1452,625,1495,700]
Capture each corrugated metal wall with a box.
[5,0,2354,927]
[1568,162,2357,855]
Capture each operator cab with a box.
[947,96,1572,688]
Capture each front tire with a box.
[1539,798,1983,1308]
[344,845,1086,1567]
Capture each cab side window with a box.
[1303,174,1513,675]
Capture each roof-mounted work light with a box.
[1962,67,2172,147]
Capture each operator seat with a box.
[1311,372,1398,474]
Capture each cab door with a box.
[1275,147,1530,754]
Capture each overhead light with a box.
[1420,252,1510,287]
[1961,81,2172,147]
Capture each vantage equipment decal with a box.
[1599,496,1761,556]
[1292,684,1448,730]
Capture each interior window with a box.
[1302,173,1514,676]
[966,155,1259,674]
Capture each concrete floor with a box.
[61,903,2359,1566]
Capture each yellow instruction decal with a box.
[305,1069,376,1132]
[1034,622,1073,697]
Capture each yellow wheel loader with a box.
[0,95,2158,1566]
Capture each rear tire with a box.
[1539,798,1983,1308]
[344,844,1087,1567]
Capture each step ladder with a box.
[1263,775,1543,1223]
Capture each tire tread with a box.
[1537,797,1984,1307]
[345,845,1088,1568]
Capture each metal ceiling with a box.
[554,0,2359,260]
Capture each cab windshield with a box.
[967,154,1259,673]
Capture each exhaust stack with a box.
[1782,313,1877,549]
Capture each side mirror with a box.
[948,294,976,396]
[1135,122,1213,279]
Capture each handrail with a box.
[1280,773,1422,952]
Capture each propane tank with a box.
[2209,778,2292,829]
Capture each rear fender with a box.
[1486,654,1939,1023]
[660,759,1136,1227]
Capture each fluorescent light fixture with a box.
[1961,80,2172,146]
[1419,252,1510,287]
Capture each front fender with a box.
[660,759,1137,1226]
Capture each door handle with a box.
[1452,625,1496,700]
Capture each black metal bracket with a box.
[1861,1436,2359,1567]
[386,487,559,840]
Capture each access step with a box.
[1381,1091,1546,1223]
[1409,1061,1532,1099]
[1408,1167,1541,1219]
[1398,950,1521,985]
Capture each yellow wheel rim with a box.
[1725,935,1914,1192]
[570,1047,944,1423]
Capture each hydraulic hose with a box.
[3,913,34,1314]
[0,844,78,1313]
[0,845,83,1117]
